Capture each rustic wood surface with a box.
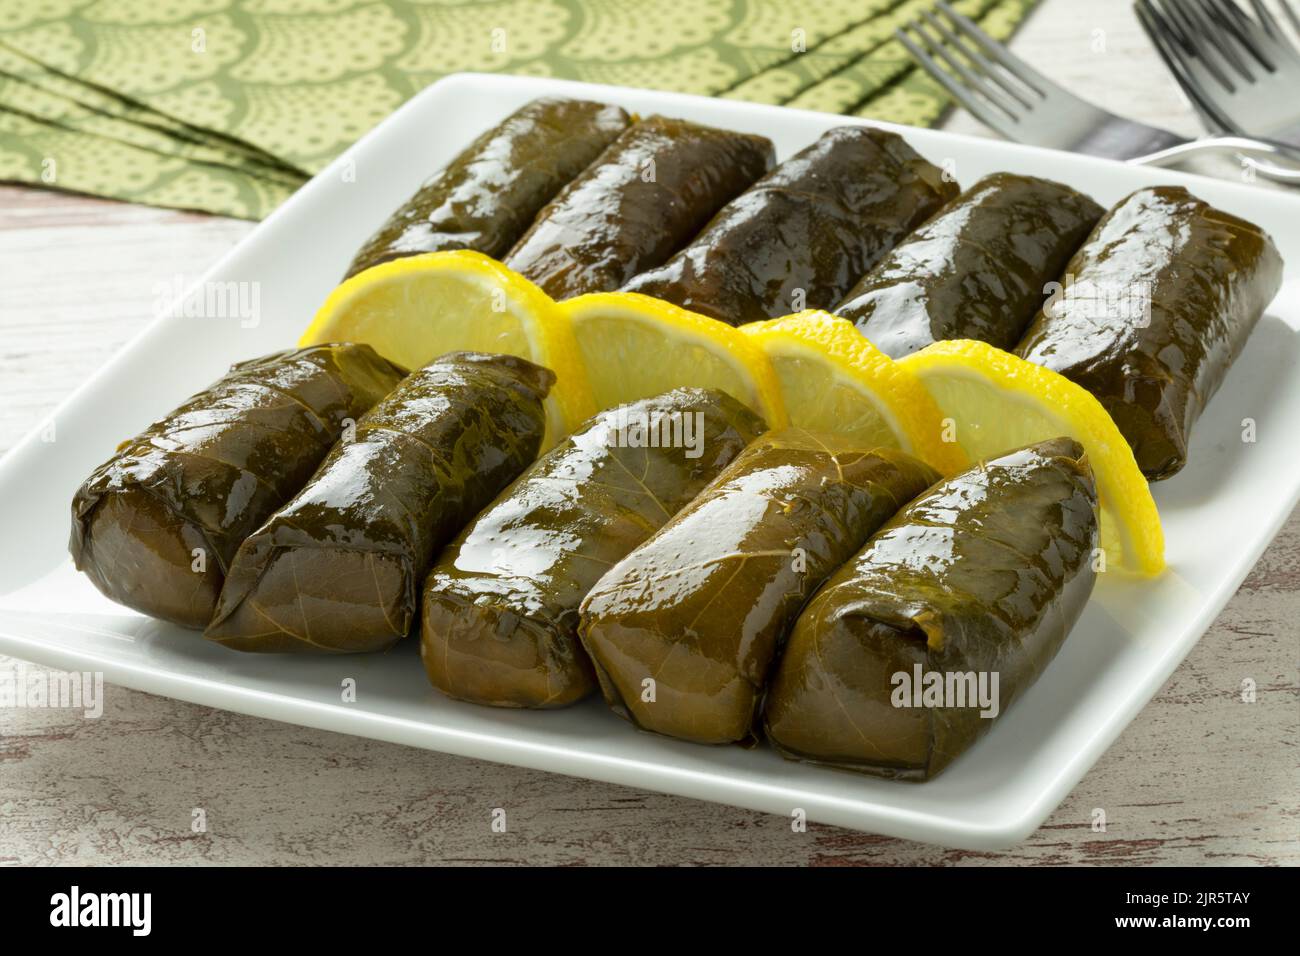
[1,0,1296,865]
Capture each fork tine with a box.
[933,0,1051,95]
[1281,0,1300,37]
[906,18,1030,118]
[1184,0,1261,78]
[1136,0,1241,130]
[1213,0,1300,63]
[1136,1,1218,127]
[1199,0,1258,40]
[1246,0,1300,60]
[1161,0,1245,87]
[1246,0,1284,39]
[917,9,1040,108]
[1153,0,1193,43]
[894,26,1021,138]
[1194,0,1274,69]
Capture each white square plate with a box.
[2,74,1297,849]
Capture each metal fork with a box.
[1136,0,1300,147]
[896,0,1300,182]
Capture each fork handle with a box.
[1132,136,1300,182]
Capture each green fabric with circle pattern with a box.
[0,0,1039,219]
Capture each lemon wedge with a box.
[561,292,786,426]
[898,339,1164,575]
[300,250,590,445]
[741,311,968,476]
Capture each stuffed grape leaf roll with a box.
[421,387,766,708]
[763,437,1098,780]
[1016,186,1283,479]
[579,431,939,745]
[205,352,552,654]
[70,344,404,629]
[503,117,774,299]
[836,173,1103,357]
[620,127,958,325]
[345,97,630,278]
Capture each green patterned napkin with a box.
[0,41,301,172]
[0,0,1039,219]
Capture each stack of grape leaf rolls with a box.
[503,116,775,299]
[206,352,553,653]
[346,97,631,279]
[622,127,959,325]
[764,438,1099,780]
[421,388,765,708]
[1015,186,1283,479]
[65,101,1291,785]
[836,173,1104,357]
[579,431,939,745]
[70,345,404,628]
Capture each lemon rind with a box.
[900,339,1165,576]
[301,250,594,440]
[562,292,788,428]
[742,311,968,476]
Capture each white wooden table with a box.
[1,0,1296,865]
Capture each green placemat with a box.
[0,106,299,216]
[727,0,1032,118]
[0,43,308,202]
[0,0,1041,219]
[0,39,304,173]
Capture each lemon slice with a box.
[899,339,1164,575]
[741,311,968,476]
[561,292,786,426]
[300,250,590,445]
